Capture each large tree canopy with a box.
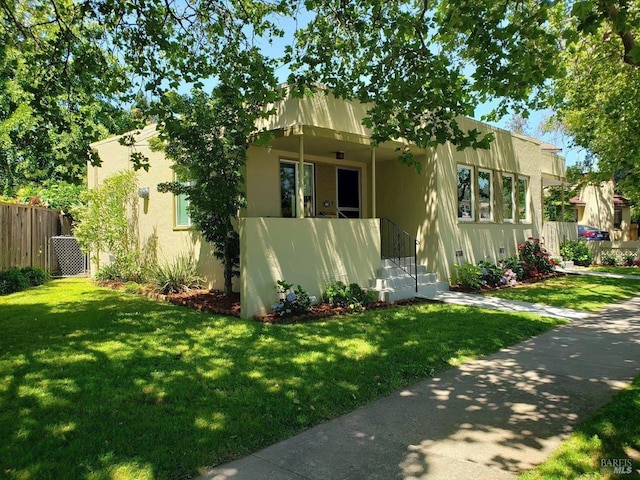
[547,3,640,202]
[2,0,640,190]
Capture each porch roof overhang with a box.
[262,125,424,164]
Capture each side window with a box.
[517,176,530,222]
[457,165,474,221]
[502,174,514,222]
[478,169,493,221]
[175,180,195,228]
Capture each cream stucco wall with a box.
[245,145,370,218]
[376,117,564,282]
[239,217,380,318]
[257,90,373,138]
[577,182,615,232]
[89,125,227,289]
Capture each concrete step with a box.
[371,273,438,291]
[376,264,428,278]
[376,281,449,302]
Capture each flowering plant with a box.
[272,280,315,317]
[518,238,554,277]
[501,268,517,287]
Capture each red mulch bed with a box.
[150,289,242,317]
[252,297,428,324]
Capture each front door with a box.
[337,168,360,218]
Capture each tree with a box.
[549,26,640,203]
[156,72,281,295]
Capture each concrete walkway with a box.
[428,291,590,320]
[202,295,640,480]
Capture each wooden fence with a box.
[0,202,71,272]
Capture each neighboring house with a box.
[569,181,637,241]
[89,89,566,318]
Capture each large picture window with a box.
[502,174,514,222]
[478,169,493,221]
[517,176,530,222]
[280,161,315,218]
[457,165,474,221]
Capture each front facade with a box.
[90,90,566,318]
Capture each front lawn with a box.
[485,275,640,311]
[0,278,564,479]
[520,374,640,479]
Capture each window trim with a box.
[280,159,316,218]
[502,173,515,223]
[477,168,493,222]
[457,164,475,222]
[517,175,530,223]
[174,179,195,229]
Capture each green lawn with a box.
[0,278,564,480]
[520,374,640,479]
[589,266,640,276]
[485,275,640,311]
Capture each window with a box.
[614,209,622,229]
[502,174,514,222]
[280,161,315,217]
[175,180,195,228]
[457,165,474,221]
[517,176,530,222]
[478,169,493,221]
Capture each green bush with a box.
[272,280,315,317]
[560,240,594,267]
[518,238,555,277]
[322,281,376,309]
[499,256,525,281]
[478,260,503,287]
[621,252,636,267]
[152,254,204,294]
[451,262,483,290]
[20,267,49,286]
[0,267,48,295]
[600,251,619,266]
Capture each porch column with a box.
[371,147,377,218]
[298,135,304,218]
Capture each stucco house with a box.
[89,90,566,318]
[569,181,637,241]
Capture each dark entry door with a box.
[337,168,360,218]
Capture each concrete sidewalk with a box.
[202,295,640,480]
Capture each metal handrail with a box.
[380,217,419,292]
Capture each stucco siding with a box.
[89,127,227,289]
[240,217,380,318]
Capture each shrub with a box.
[621,252,636,267]
[451,263,483,290]
[478,260,503,287]
[600,251,619,266]
[322,281,376,310]
[518,238,554,276]
[500,256,525,281]
[20,267,49,286]
[560,239,594,267]
[272,280,315,317]
[152,254,204,294]
[0,267,48,295]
